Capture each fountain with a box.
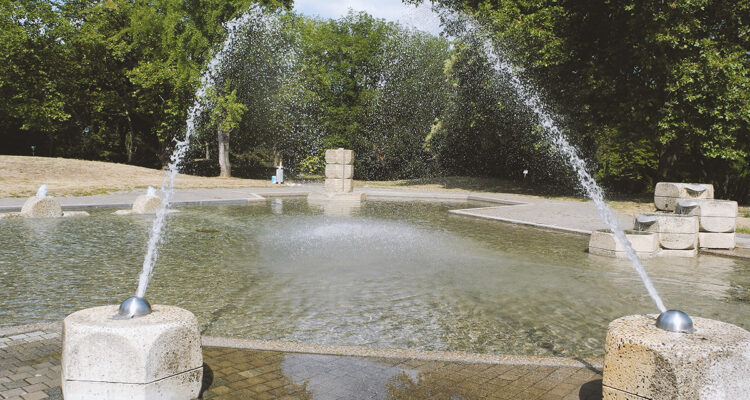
[113,186,177,215]
[60,7,269,400]
[0,185,89,219]
[445,11,750,398]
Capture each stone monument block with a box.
[325,178,353,193]
[20,196,63,218]
[603,314,750,400]
[62,305,203,400]
[325,149,354,165]
[325,164,354,179]
[588,230,658,258]
[654,182,714,211]
[676,199,737,233]
[698,232,736,249]
[635,213,699,249]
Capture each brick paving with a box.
[1,324,602,400]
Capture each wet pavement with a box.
[1,323,603,400]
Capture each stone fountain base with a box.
[603,314,750,399]
[62,305,203,400]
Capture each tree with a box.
[413,0,750,201]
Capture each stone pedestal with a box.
[603,314,750,399]
[20,196,63,218]
[588,230,658,259]
[654,182,714,211]
[62,305,203,400]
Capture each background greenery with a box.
[1,0,747,201]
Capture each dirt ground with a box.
[0,156,273,198]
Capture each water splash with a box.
[455,16,667,312]
[134,7,266,298]
[36,184,47,198]
[146,186,157,198]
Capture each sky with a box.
[292,0,443,35]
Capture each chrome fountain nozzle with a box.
[114,296,152,319]
[656,310,694,333]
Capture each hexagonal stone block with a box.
[603,314,750,400]
[588,229,658,258]
[325,148,354,165]
[62,305,203,400]
[654,182,714,211]
[325,164,354,179]
[20,196,63,218]
[699,232,735,249]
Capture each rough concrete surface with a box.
[62,305,202,400]
[603,314,750,400]
[20,197,62,218]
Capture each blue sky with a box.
[292,0,442,35]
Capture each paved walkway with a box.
[0,323,603,400]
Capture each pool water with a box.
[1,199,748,359]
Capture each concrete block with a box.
[132,195,162,214]
[699,216,736,233]
[325,178,353,193]
[654,196,678,212]
[635,213,698,249]
[325,164,354,179]
[325,149,354,165]
[588,230,658,259]
[62,305,202,400]
[20,196,63,218]
[654,182,714,211]
[676,199,738,218]
[699,232,735,249]
[659,232,698,250]
[603,314,750,400]
[655,182,714,199]
[657,248,698,257]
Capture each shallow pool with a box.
[1,199,748,358]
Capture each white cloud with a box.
[293,0,443,35]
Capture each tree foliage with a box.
[417,0,750,200]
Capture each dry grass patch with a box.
[0,156,273,197]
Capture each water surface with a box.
[1,199,748,358]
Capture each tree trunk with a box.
[124,109,135,163]
[218,128,231,178]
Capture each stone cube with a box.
[325,164,354,179]
[654,182,714,211]
[325,178,353,193]
[603,314,750,400]
[20,196,63,218]
[325,149,354,165]
[62,305,203,400]
[699,232,736,249]
[634,213,699,249]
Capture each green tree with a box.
[415,0,750,200]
